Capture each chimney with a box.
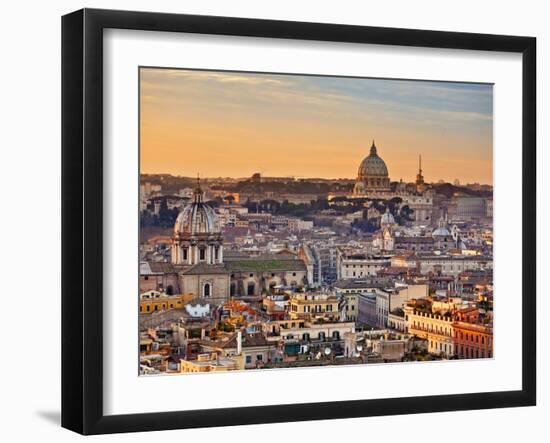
[237,330,242,355]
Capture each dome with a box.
[432,226,451,237]
[358,141,389,177]
[174,181,220,236]
[380,208,395,226]
[432,216,451,237]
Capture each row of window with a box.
[139,303,176,312]
[429,340,451,354]
[285,331,341,341]
[181,246,220,261]
[457,346,492,359]
[412,321,451,336]
[456,331,492,346]
[245,354,263,364]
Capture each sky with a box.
[140,68,493,184]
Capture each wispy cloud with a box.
[139,67,493,183]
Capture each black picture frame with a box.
[61,8,536,435]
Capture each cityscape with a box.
[139,69,493,375]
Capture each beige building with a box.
[337,249,391,279]
[391,254,492,276]
[263,319,355,343]
[404,303,455,357]
[200,331,276,369]
[288,292,340,321]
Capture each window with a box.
[245,356,252,364]
[203,283,211,298]
[256,354,263,361]
[214,247,219,260]
[247,282,255,296]
[199,248,206,260]
[146,305,150,312]
[183,248,188,260]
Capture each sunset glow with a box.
[140,68,493,184]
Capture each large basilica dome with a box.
[354,141,391,195]
[358,141,389,177]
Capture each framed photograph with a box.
[62,8,536,435]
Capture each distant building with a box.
[336,249,391,279]
[329,140,434,225]
[456,196,487,219]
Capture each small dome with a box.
[358,141,389,177]
[174,180,220,236]
[432,226,451,237]
[432,216,451,237]
[381,208,395,226]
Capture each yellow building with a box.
[343,293,359,322]
[404,303,454,357]
[289,292,340,321]
[179,352,241,373]
[139,290,190,314]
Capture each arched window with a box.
[203,283,211,298]
[247,282,255,296]
[332,331,340,340]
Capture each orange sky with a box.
[140,68,493,184]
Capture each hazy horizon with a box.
[140,68,493,184]
[140,172,492,186]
